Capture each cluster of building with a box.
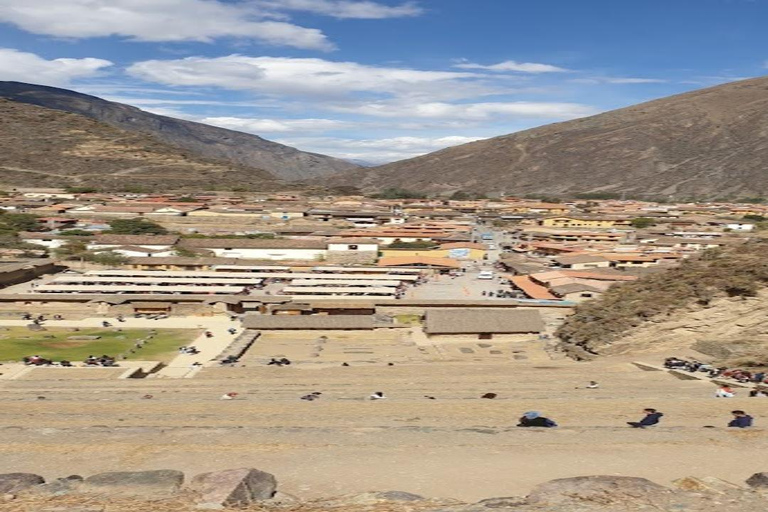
[1,188,760,307]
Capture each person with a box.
[728,410,753,428]
[205,331,214,338]
[481,392,497,399]
[585,381,599,389]
[715,385,735,398]
[753,372,766,384]
[300,392,322,401]
[102,321,112,328]
[628,408,663,428]
[220,392,239,400]
[517,411,557,428]
[228,327,237,335]
[369,391,386,400]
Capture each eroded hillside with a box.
[557,239,768,365]
[0,99,281,191]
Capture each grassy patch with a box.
[395,314,422,325]
[0,327,198,363]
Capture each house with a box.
[179,238,327,260]
[553,254,611,270]
[424,309,545,340]
[550,283,604,303]
[19,232,92,250]
[377,256,461,271]
[89,235,180,252]
[326,238,380,265]
[539,216,631,229]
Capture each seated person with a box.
[728,410,753,428]
[517,411,557,427]
[627,408,663,428]
[369,391,386,400]
[715,385,735,398]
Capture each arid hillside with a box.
[0,81,358,181]
[329,75,768,200]
[0,99,281,191]
[557,240,768,365]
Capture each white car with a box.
[477,271,494,280]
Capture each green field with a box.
[0,327,199,363]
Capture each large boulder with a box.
[0,473,45,493]
[190,468,277,509]
[746,472,768,489]
[27,475,84,496]
[527,476,671,505]
[81,470,183,498]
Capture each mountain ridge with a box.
[0,81,358,181]
[327,75,768,200]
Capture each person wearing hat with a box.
[517,411,557,427]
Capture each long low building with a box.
[425,309,545,340]
[85,270,419,281]
[36,284,246,295]
[49,276,263,286]
[242,314,376,330]
[281,286,395,296]
[290,279,401,287]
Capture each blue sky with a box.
[0,0,766,163]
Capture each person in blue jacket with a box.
[517,411,557,427]
[728,410,753,428]
[627,408,664,428]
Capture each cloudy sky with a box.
[0,0,766,163]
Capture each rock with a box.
[28,475,84,496]
[372,491,425,501]
[190,468,277,509]
[527,475,671,505]
[81,470,183,498]
[673,476,742,494]
[746,472,768,489]
[0,473,45,493]
[474,496,528,508]
[261,491,301,508]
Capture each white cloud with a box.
[454,60,568,73]
[0,48,112,86]
[201,116,349,133]
[332,100,596,121]
[127,55,486,100]
[0,0,333,50]
[571,77,668,84]
[275,135,483,163]
[256,0,423,19]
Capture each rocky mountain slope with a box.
[0,99,280,191]
[557,239,768,364]
[0,81,358,181]
[329,76,768,199]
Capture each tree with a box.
[84,251,129,266]
[107,218,168,235]
[0,212,41,234]
[65,186,98,193]
[369,188,426,199]
[58,229,94,236]
[630,217,656,229]
[54,240,89,260]
[388,240,437,249]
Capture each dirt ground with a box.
[1,349,767,501]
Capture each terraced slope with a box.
[0,99,281,191]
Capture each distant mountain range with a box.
[327,76,768,200]
[0,81,358,184]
